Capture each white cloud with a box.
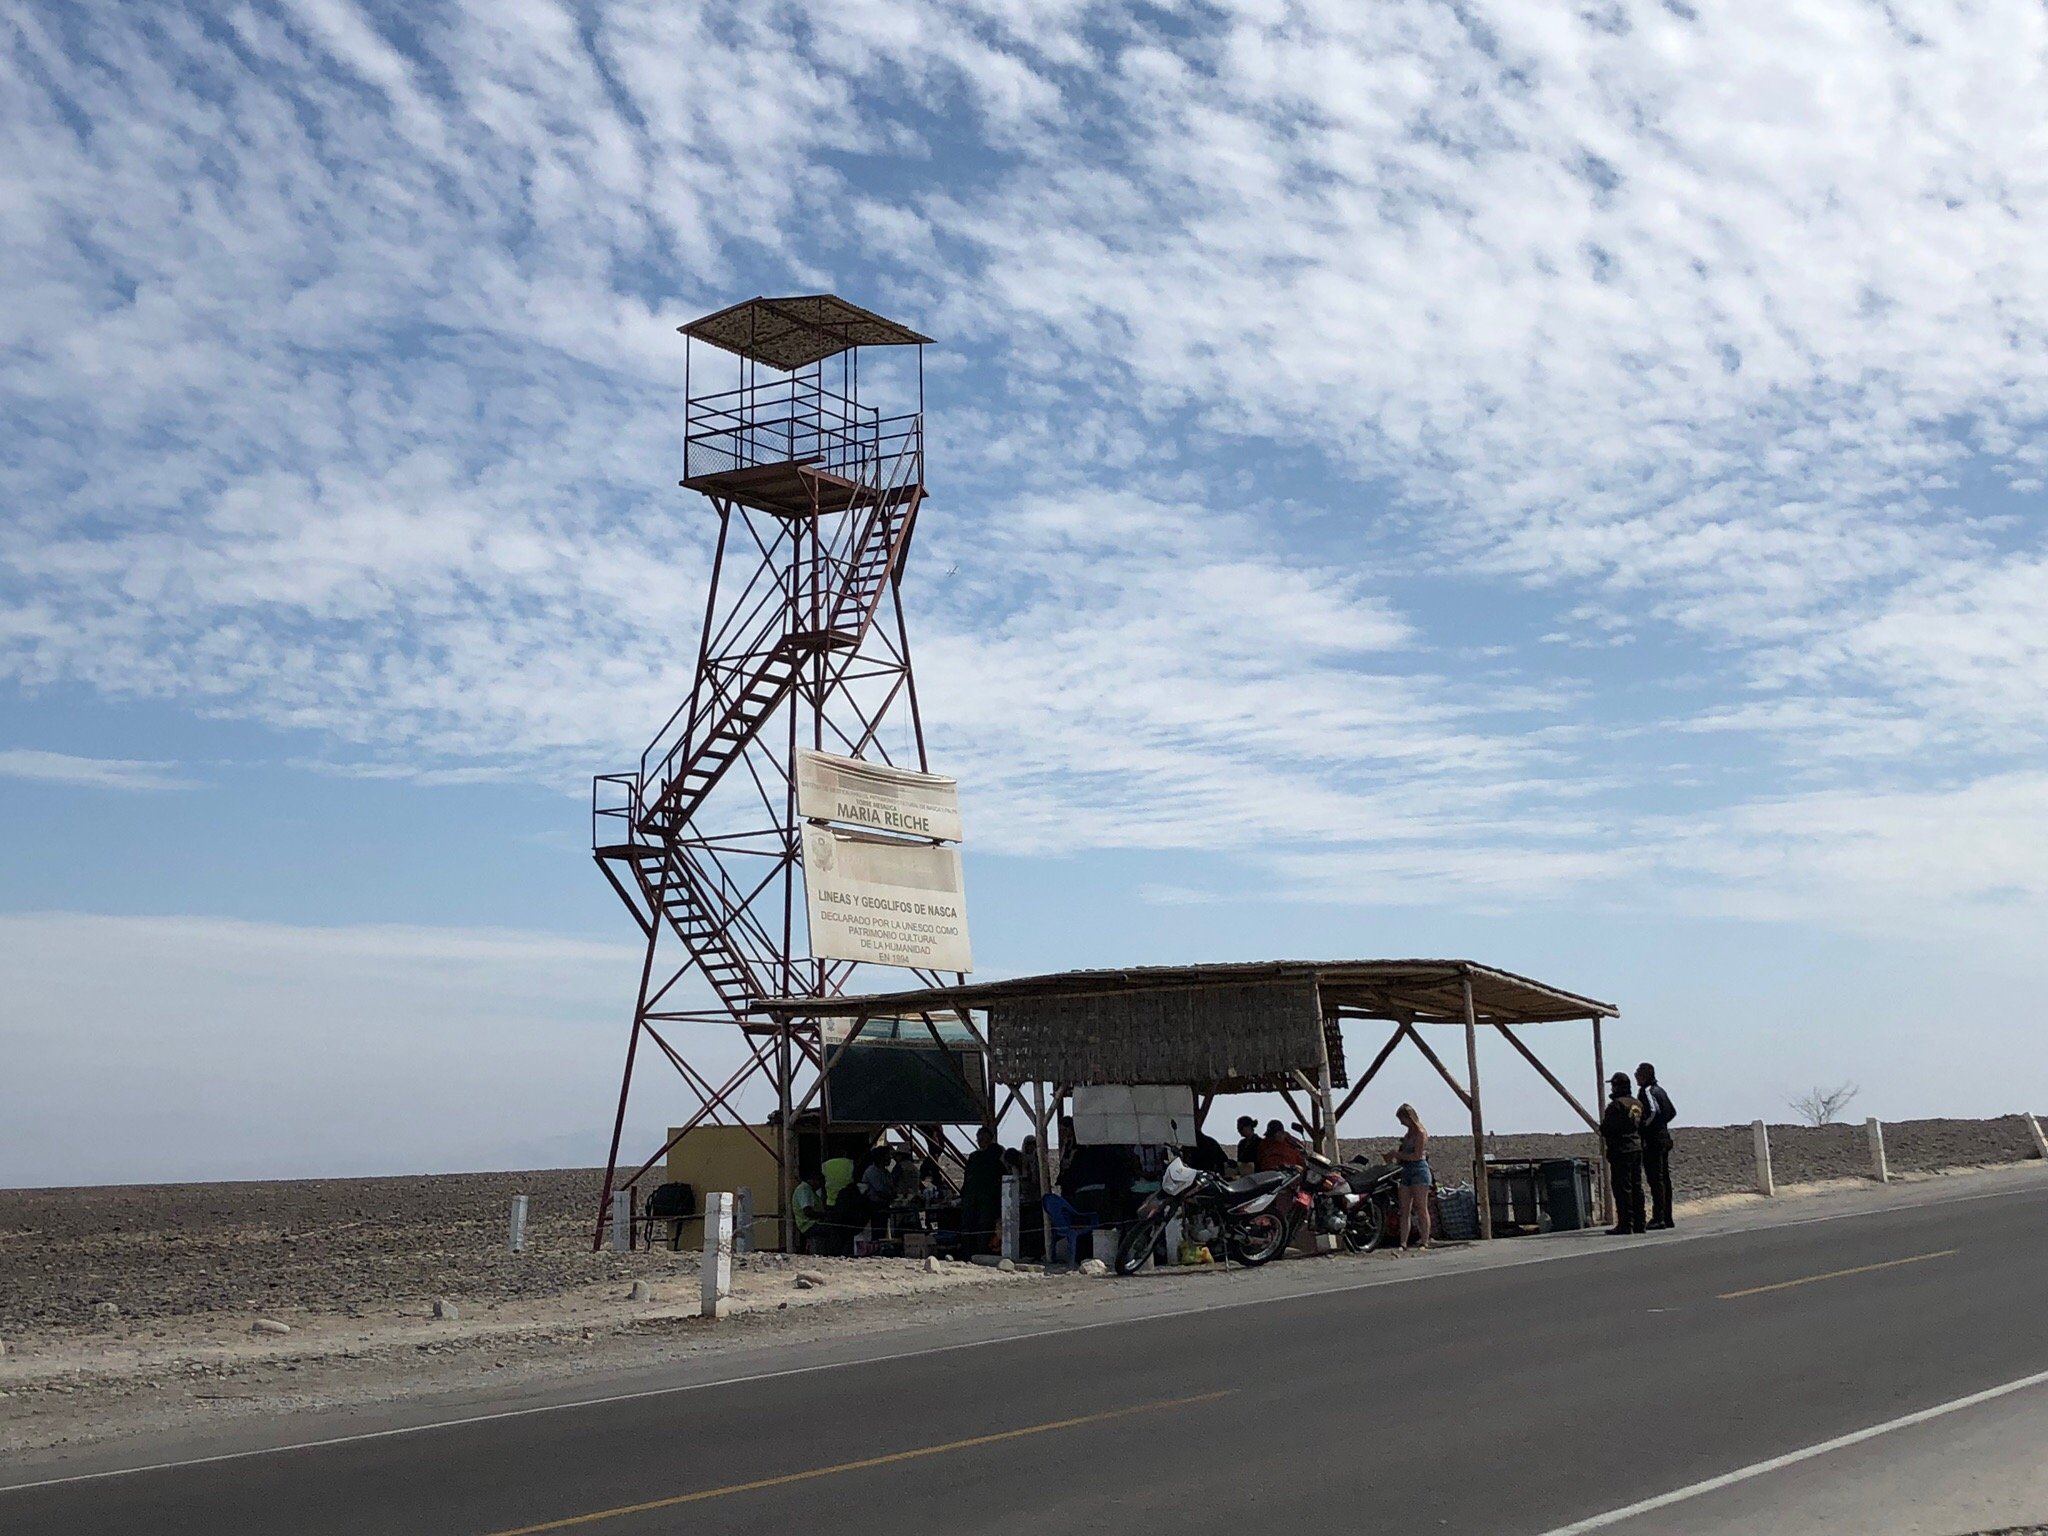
[0,749,192,791]
[3,0,2046,949]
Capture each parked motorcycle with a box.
[1274,1124,1397,1255]
[1338,1156,1401,1253]
[1114,1127,1298,1275]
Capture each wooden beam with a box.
[1334,1021,1407,1121]
[1492,1022,1599,1132]
[1401,1022,1472,1111]
[1463,974,1493,1240]
[791,1010,873,1118]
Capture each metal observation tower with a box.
[590,295,955,1248]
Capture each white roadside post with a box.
[999,1174,1020,1262]
[2026,1114,2048,1162]
[701,1192,734,1319]
[1866,1118,1890,1184]
[1752,1120,1775,1197]
[508,1194,529,1254]
[733,1187,753,1256]
[610,1189,633,1253]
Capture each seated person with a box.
[791,1167,821,1254]
[1233,1114,1261,1170]
[1255,1120,1308,1172]
[1059,1140,1140,1226]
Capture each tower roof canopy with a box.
[681,294,932,371]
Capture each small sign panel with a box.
[801,824,973,972]
[796,749,963,843]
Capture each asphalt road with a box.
[7,1176,2047,1535]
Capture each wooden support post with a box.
[1031,1080,1053,1264]
[1593,1016,1613,1227]
[1402,1022,1472,1109]
[1314,1016,1340,1160]
[1493,1022,1600,1131]
[1462,975,1492,1240]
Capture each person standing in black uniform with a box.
[1601,1072,1646,1235]
[1635,1062,1677,1229]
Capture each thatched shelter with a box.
[756,959,1620,1239]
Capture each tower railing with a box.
[684,374,920,489]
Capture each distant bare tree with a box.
[1790,1083,1860,1127]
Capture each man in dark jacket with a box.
[957,1126,1005,1256]
[1233,1115,1261,1170]
[1635,1062,1677,1230]
[1601,1072,1646,1236]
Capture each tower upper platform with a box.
[681,294,931,372]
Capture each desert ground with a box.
[3,1116,2042,1460]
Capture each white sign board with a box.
[796,749,963,843]
[1071,1084,1198,1147]
[801,824,973,972]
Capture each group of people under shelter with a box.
[782,1067,1677,1260]
[789,1125,1034,1257]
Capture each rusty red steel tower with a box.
[590,295,947,1249]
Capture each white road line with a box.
[1534,1367,2048,1535]
[4,1173,2043,1496]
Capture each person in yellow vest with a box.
[790,1165,821,1254]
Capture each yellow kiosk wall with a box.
[663,1125,785,1252]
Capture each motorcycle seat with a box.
[1217,1170,1292,1197]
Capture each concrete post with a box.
[1752,1120,1775,1197]
[701,1191,734,1319]
[1866,1118,1889,1184]
[610,1188,633,1252]
[508,1194,529,1254]
[2025,1114,2048,1162]
[999,1174,1020,1262]
[733,1186,753,1256]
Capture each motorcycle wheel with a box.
[1345,1195,1389,1254]
[1114,1215,1165,1276]
[1226,1211,1288,1267]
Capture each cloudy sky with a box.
[4,1,2046,1186]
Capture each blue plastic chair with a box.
[1041,1192,1101,1266]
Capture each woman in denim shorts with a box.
[1388,1103,1433,1252]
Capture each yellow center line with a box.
[1717,1248,1958,1300]
[481,1389,1234,1535]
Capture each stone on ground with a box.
[250,1318,292,1336]
[1078,1258,1111,1277]
[923,1256,943,1274]
[431,1298,459,1320]
[628,1280,654,1302]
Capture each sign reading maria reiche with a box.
[795,749,963,843]
[801,824,973,973]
